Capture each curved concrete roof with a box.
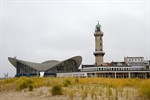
[8,56,82,72]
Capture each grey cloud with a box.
[0,0,149,77]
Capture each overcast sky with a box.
[0,0,150,77]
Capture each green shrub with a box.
[17,80,28,90]
[75,78,79,84]
[51,85,63,95]
[16,77,33,91]
[63,80,71,87]
[28,84,33,91]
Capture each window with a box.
[100,43,102,46]
[138,58,140,61]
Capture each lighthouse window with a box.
[100,43,102,46]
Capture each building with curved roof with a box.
[8,56,82,77]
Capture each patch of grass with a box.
[68,89,75,100]
[90,88,97,100]
[138,80,150,99]
[28,84,33,91]
[0,78,16,85]
[125,89,129,100]
[63,79,71,87]
[75,78,79,84]
[106,87,112,97]
[16,77,33,91]
[1,77,150,100]
[0,82,15,92]
[81,88,88,100]
[51,85,63,95]
[32,77,45,87]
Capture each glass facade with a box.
[12,59,79,77]
[44,59,78,76]
[16,62,38,77]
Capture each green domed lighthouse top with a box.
[96,22,101,28]
[95,21,101,32]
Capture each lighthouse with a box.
[93,22,105,65]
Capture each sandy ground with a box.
[0,87,68,100]
[0,86,143,100]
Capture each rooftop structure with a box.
[124,57,145,66]
[8,56,82,77]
